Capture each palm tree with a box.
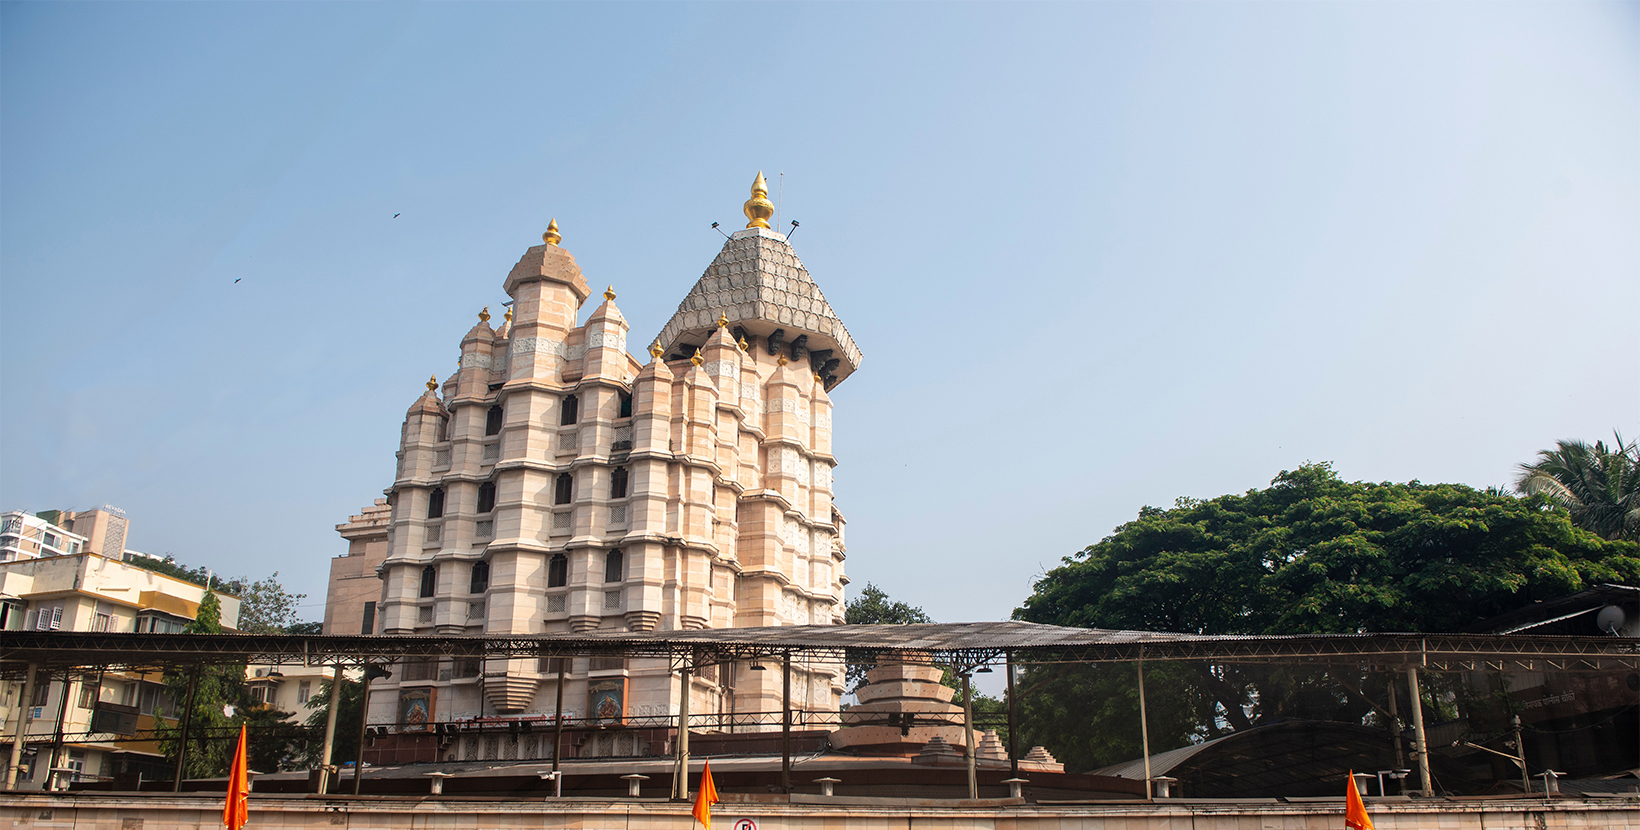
[1515,432,1640,542]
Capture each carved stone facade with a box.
[337,214,859,740]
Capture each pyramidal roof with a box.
[655,227,862,387]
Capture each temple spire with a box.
[542,218,561,246]
[743,172,773,229]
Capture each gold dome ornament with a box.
[503,307,512,323]
[427,375,439,392]
[650,341,665,360]
[542,218,561,246]
[777,353,788,367]
[718,313,730,328]
[478,306,491,324]
[743,171,774,229]
[690,349,704,367]
[604,285,617,301]
[738,337,750,352]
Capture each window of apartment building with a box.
[477,481,496,513]
[561,394,579,425]
[618,391,633,419]
[485,405,504,436]
[420,565,437,598]
[547,553,568,588]
[427,488,445,519]
[554,473,573,505]
[27,605,63,631]
[610,467,628,499]
[470,561,490,594]
[604,550,624,583]
[136,612,187,634]
[248,686,267,704]
[298,680,312,704]
[31,680,51,707]
[361,601,376,635]
[78,679,99,710]
[93,612,113,632]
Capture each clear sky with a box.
[2,1,1636,631]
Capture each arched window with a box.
[477,481,497,513]
[554,473,573,505]
[604,550,624,583]
[427,488,445,519]
[470,561,490,594]
[618,391,633,419]
[548,553,568,588]
[485,405,503,436]
[610,467,628,499]
[419,565,436,598]
[560,395,579,425]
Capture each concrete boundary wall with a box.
[3,794,1639,830]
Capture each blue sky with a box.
[3,1,1636,629]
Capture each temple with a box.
[325,175,861,757]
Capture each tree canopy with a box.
[1010,463,1640,771]
[1515,431,1639,542]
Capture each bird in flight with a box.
[234,278,241,284]
[393,213,401,219]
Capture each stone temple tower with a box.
[349,175,862,757]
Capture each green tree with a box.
[845,583,933,692]
[1013,462,1640,771]
[1516,432,1640,542]
[233,572,309,634]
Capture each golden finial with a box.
[542,218,561,246]
[738,336,749,352]
[427,375,439,392]
[604,285,617,302]
[814,373,823,383]
[777,353,788,367]
[503,307,512,323]
[478,306,491,324]
[650,341,665,360]
[743,171,774,229]
[717,313,730,328]
[690,349,704,367]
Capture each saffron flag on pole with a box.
[1345,770,1374,830]
[691,760,720,830]
[223,723,250,830]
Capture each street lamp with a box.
[1376,768,1412,796]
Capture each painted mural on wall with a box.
[399,687,435,731]
[588,679,626,725]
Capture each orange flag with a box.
[223,723,249,830]
[691,760,720,830]
[1345,770,1374,830]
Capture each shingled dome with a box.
[655,227,862,388]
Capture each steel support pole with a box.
[962,672,977,800]
[317,661,343,794]
[1386,677,1406,772]
[46,670,70,790]
[351,668,375,795]
[1406,667,1432,796]
[1137,657,1152,800]
[1513,715,1530,794]
[781,652,792,794]
[171,666,200,792]
[672,663,692,800]
[5,663,37,790]
[551,659,566,776]
[1006,651,1019,780]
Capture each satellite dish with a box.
[1595,605,1626,635]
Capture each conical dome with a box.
[655,227,862,388]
